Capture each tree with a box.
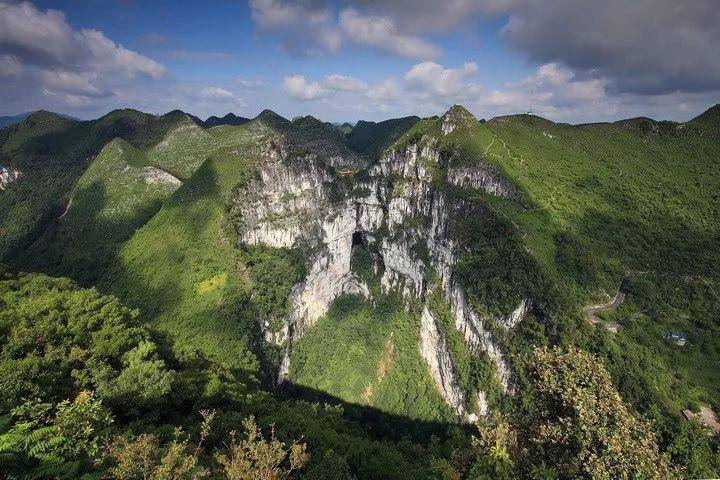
[528,347,679,480]
[216,416,309,480]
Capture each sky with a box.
[0,0,719,123]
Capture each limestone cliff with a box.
[233,107,532,420]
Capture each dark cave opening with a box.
[352,230,367,248]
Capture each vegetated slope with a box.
[0,109,202,266]
[480,105,720,430]
[24,138,183,284]
[290,295,455,425]
[98,121,271,372]
[203,112,252,128]
[0,269,443,480]
[96,112,353,373]
[347,115,421,161]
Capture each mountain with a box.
[0,108,206,265]
[203,112,252,128]
[333,121,355,134]
[1,103,719,478]
[0,112,32,129]
[347,115,421,160]
[0,111,80,129]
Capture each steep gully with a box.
[234,118,532,422]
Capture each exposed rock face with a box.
[446,163,524,200]
[420,306,474,419]
[233,110,530,418]
[0,166,22,190]
[138,166,182,186]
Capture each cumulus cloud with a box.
[199,86,235,99]
[283,75,326,100]
[347,0,509,33]
[366,78,400,100]
[500,0,720,94]
[323,74,368,92]
[237,78,264,88]
[251,0,720,97]
[0,2,165,78]
[404,61,478,96]
[282,73,371,100]
[339,9,440,60]
[249,0,341,55]
[0,1,166,112]
[474,62,615,120]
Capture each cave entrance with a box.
[352,231,367,248]
[350,231,384,280]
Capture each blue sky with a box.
[1,0,718,122]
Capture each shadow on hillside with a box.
[277,382,467,442]
[22,181,166,286]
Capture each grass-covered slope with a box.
[24,138,182,283]
[434,104,720,431]
[98,122,269,372]
[0,109,203,265]
[290,295,455,424]
[383,103,720,440]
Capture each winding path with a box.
[585,288,625,333]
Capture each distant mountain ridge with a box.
[0,111,80,129]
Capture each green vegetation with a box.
[2,103,719,477]
[0,110,203,264]
[98,129,262,371]
[290,294,455,426]
[0,270,459,479]
[347,116,421,161]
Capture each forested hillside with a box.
[1,104,718,479]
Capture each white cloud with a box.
[199,86,235,99]
[339,9,441,60]
[249,0,331,29]
[38,70,104,96]
[367,78,400,100]
[475,62,615,120]
[249,0,341,55]
[0,2,166,78]
[283,75,327,100]
[0,54,23,77]
[237,78,264,88]
[0,1,166,111]
[404,61,478,96]
[282,73,371,100]
[323,74,368,92]
[41,87,93,108]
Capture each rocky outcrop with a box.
[234,108,530,416]
[446,163,523,200]
[138,166,182,186]
[0,166,21,190]
[420,306,474,420]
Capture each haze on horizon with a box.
[0,0,718,123]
